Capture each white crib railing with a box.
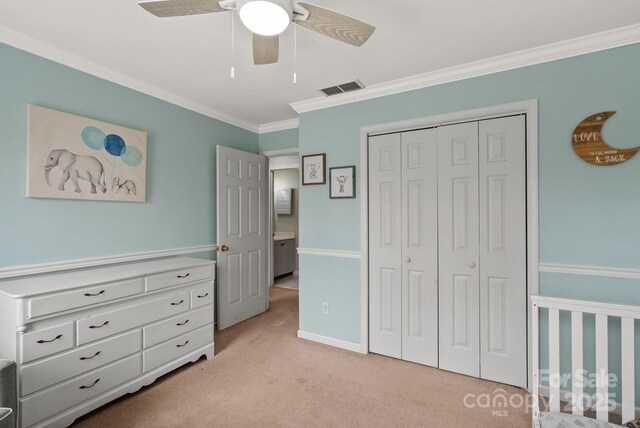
[532,295,638,424]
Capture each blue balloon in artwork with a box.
[104,134,126,156]
[121,146,143,167]
[81,126,106,150]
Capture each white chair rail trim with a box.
[297,248,361,259]
[0,245,217,279]
[539,263,640,280]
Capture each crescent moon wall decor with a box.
[572,111,640,166]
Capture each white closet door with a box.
[479,116,527,387]
[401,129,439,366]
[369,133,402,358]
[437,122,480,377]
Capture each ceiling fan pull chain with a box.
[293,21,297,84]
[230,10,236,79]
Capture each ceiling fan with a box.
[138,0,376,65]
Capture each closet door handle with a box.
[177,273,190,279]
[405,257,411,263]
[84,290,105,297]
[176,340,189,348]
[176,320,190,326]
[79,378,100,390]
[37,334,63,344]
[171,300,184,306]
[469,262,476,268]
[89,321,109,329]
[79,351,101,361]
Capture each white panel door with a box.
[217,145,267,330]
[369,133,402,359]
[437,122,480,377]
[479,116,527,387]
[401,129,439,366]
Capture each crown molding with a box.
[291,23,640,114]
[258,118,299,134]
[0,24,260,133]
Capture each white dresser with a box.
[0,257,215,428]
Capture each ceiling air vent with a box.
[320,79,365,97]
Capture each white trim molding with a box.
[0,245,217,279]
[291,23,640,114]
[297,248,362,259]
[0,24,259,133]
[539,263,640,280]
[258,118,299,134]
[261,148,299,157]
[359,99,539,384]
[297,330,363,354]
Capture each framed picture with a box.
[302,153,326,185]
[27,104,147,202]
[329,166,356,199]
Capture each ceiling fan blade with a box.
[253,34,279,65]
[139,0,226,17]
[295,2,375,47]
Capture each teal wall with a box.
[0,43,258,268]
[258,127,299,152]
[297,40,640,377]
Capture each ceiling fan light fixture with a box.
[238,0,292,36]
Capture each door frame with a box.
[262,148,300,287]
[359,99,539,390]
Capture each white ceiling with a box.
[1,1,639,131]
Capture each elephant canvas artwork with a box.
[27,105,147,202]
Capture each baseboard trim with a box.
[297,248,361,259]
[539,263,640,280]
[297,330,363,354]
[0,244,217,279]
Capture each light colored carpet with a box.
[74,288,530,427]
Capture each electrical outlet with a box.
[322,302,329,314]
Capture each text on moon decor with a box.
[571,111,639,166]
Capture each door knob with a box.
[469,262,476,268]
[405,257,411,263]
[219,244,229,252]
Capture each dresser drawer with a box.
[144,305,213,348]
[143,325,213,372]
[21,354,141,428]
[77,291,190,345]
[21,322,74,364]
[21,330,142,396]
[28,278,144,319]
[190,283,214,309]
[145,264,213,292]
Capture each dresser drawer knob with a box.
[177,273,190,279]
[89,321,110,329]
[171,299,185,306]
[79,378,100,390]
[176,340,190,348]
[84,290,106,297]
[79,351,102,361]
[36,334,63,344]
[197,293,209,299]
[176,320,190,326]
